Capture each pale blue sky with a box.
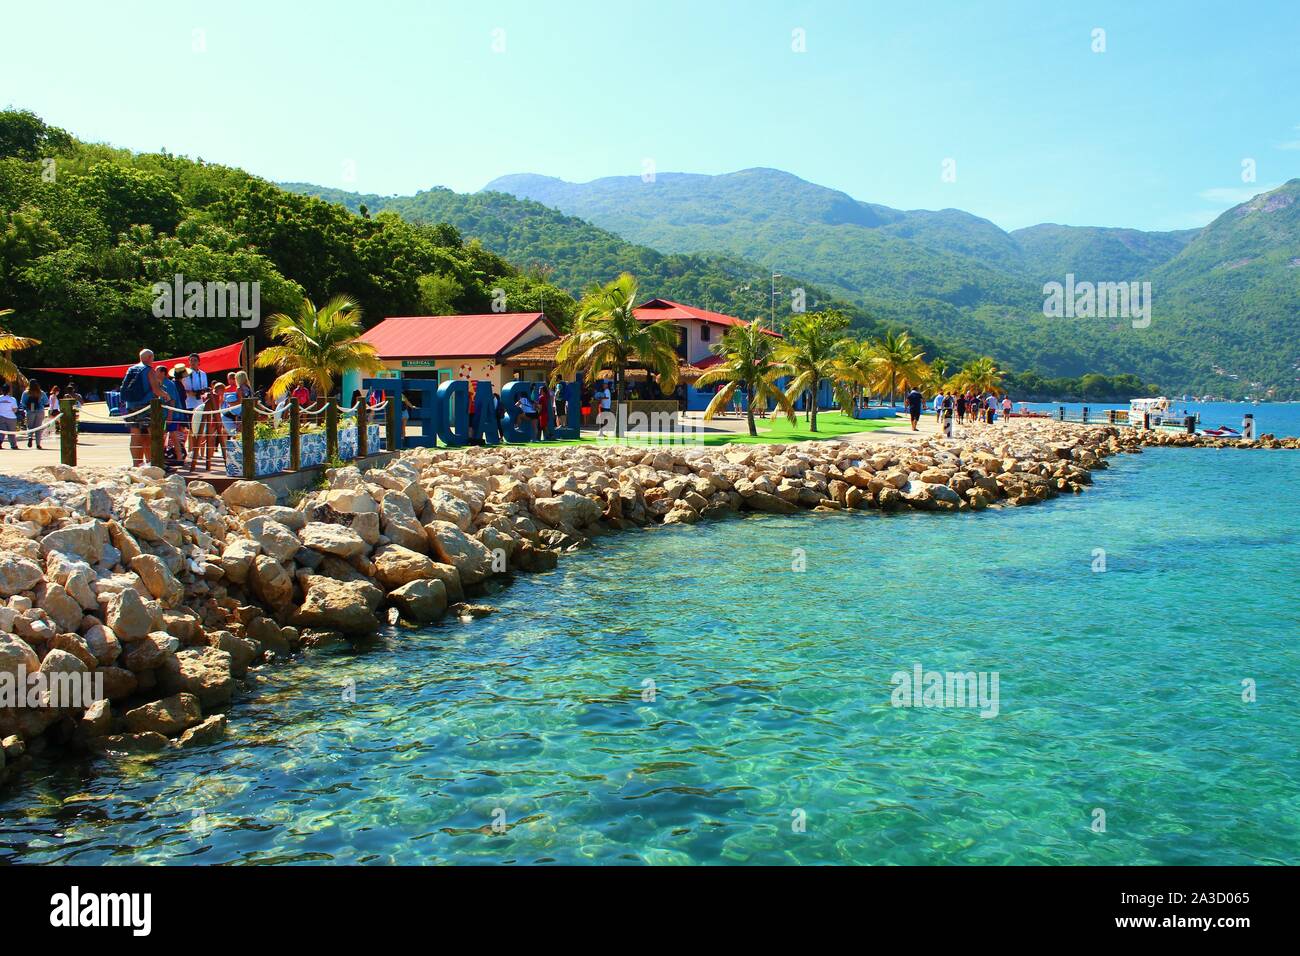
[3,0,1297,231]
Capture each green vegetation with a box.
[694,318,796,436]
[485,167,1300,398]
[774,310,852,433]
[256,294,382,399]
[0,109,573,369]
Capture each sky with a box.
[2,0,1298,232]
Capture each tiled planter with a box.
[224,436,290,477]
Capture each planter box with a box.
[224,436,290,477]
[224,424,383,477]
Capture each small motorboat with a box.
[1201,425,1241,438]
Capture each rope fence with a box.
[46,395,395,475]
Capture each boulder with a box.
[103,587,153,640]
[372,545,437,590]
[121,632,179,673]
[293,578,383,635]
[97,665,138,700]
[129,554,184,607]
[250,555,294,609]
[39,583,84,633]
[175,714,227,749]
[159,647,235,707]
[124,693,203,737]
[243,517,301,562]
[424,521,495,584]
[0,554,44,597]
[387,579,448,623]
[222,480,277,509]
[220,537,260,585]
[531,492,601,528]
[38,523,103,563]
[123,500,166,542]
[83,623,122,666]
[0,633,39,679]
[301,522,368,559]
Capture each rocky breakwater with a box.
[1,419,1273,786]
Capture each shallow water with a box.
[2,448,1297,865]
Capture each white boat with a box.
[1129,396,1199,432]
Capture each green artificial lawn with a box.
[515,410,903,447]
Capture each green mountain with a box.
[484,168,1300,398]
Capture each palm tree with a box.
[952,356,1005,394]
[553,273,681,437]
[774,310,851,433]
[830,338,876,414]
[255,294,382,400]
[694,319,796,436]
[0,309,40,383]
[870,330,928,404]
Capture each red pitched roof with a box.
[633,298,782,336]
[359,313,556,359]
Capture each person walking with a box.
[1001,395,1013,422]
[933,391,944,423]
[21,379,46,448]
[594,380,612,437]
[0,385,19,449]
[906,385,924,431]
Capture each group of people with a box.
[0,379,79,450]
[905,386,1014,434]
[118,349,255,469]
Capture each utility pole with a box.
[770,272,782,330]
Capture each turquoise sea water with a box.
[1019,400,1300,437]
[1,447,1297,865]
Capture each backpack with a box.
[119,364,151,408]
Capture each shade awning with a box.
[31,340,247,380]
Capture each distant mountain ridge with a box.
[482,168,1300,397]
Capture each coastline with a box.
[0,419,1296,789]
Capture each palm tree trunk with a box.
[746,383,757,437]
[615,365,625,437]
[810,380,819,432]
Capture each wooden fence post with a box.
[149,399,165,468]
[241,398,256,478]
[326,400,338,462]
[60,398,77,467]
[356,402,368,459]
[288,397,301,471]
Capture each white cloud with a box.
[1276,140,1300,150]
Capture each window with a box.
[700,324,711,342]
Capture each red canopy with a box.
[32,340,247,380]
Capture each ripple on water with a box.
[1,449,1298,865]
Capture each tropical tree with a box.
[694,318,796,436]
[774,310,851,432]
[951,356,1005,394]
[830,337,876,414]
[0,309,40,383]
[552,273,681,436]
[255,294,382,400]
[870,330,928,404]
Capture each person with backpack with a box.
[118,349,160,465]
[20,379,46,449]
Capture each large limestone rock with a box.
[220,537,260,584]
[130,554,184,607]
[0,554,45,597]
[83,623,122,666]
[531,492,601,528]
[222,480,277,509]
[39,582,84,633]
[428,488,473,531]
[0,633,39,679]
[38,523,104,563]
[424,521,495,584]
[380,494,428,553]
[104,587,154,640]
[372,545,437,590]
[124,693,203,737]
[301,522,368,559]
[293,577,383,635]
[121,632,179,673]
[243,517,301,563]
[250,555,294,609]
[123,499,166,542]
[159,647,234,706]
[387,578,448,623]
[176,714,227,748]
